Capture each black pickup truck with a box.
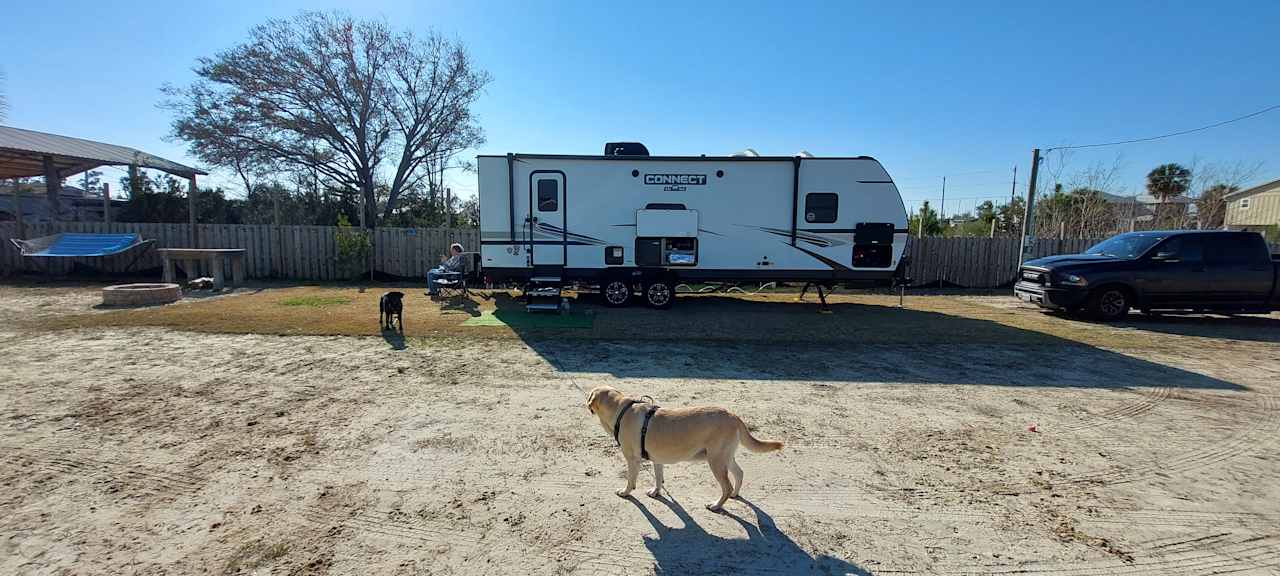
[1014,230,1280,320]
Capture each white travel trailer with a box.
[477,142,909,310]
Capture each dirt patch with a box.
[2,285,1279,574]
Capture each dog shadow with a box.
[628,495,873,575]
[381,327,406,350]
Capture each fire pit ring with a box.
[102,283,182,307]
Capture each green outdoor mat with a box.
[462,309,594,328]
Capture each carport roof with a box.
[0,125,206,180]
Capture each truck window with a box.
[537,179,558,212]
[805,193,838,223]
[1153,236,1203,262]
[1205,234,1265,266]
[1085,234,1163,258]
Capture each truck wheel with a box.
[1088,287,1131,321]
[644,279,675,309]
[601,277,632,307]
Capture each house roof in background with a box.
[0,125,206,180]
[1224,177,1280,201]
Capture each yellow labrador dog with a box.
[586,385,783,511]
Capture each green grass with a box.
[462,309,594,328]
[279,295,353,307]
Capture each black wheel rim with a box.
[605,281,629,304]
[648,283,670,306]
[1100,290,1126,316]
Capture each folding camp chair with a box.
[429,253,480,301]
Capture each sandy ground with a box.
[2,284,1279,575]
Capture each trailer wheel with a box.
[601,277,633,307]
[644,279,675,309]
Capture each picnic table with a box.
[158,248,247,290]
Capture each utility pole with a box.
[940,176,947,225]
[1017,148,1041,265]
[1009,165,1018,204]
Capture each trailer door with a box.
[529,171,566,266]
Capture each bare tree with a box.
[163,11,489,228]
[1188,159,1262,229]
[163,81,276,198]
[1066,157,1128,237]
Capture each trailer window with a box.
[537,179,558,212]
[804,193,838,223]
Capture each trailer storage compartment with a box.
[636,209,698,237]
[853,222,896,268]
[634,237,699,266]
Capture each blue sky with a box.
[3,1,1278,216]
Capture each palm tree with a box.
[1146,163,1192,227]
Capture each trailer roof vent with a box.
[797,150,814,158]
[733,148,760,157]
[604,142,650,156]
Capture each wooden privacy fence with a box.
[2,224,1274,287]
[901,237,1280,288]
[902,237,1099,288]
[0,222,478,281]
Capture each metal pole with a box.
[103,183,111,224]
[1018,148,1041,264]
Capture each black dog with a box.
[380,291,404,331]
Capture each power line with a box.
[1046,103,1280,152]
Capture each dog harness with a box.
[612,398,660,461]
[639,406,658,461]
[611,399,638,447]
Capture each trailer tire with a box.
[644,279,675,309]
[601,277,633,307]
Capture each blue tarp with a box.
[16,233,145,257]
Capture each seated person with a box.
[427,243,466,296]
